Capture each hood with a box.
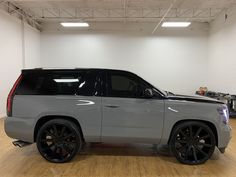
[166,94,224,104]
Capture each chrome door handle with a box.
[105,105,119,108]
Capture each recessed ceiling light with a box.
[60,22,89,27]
[162,22,191,27]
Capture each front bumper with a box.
[4,116,35,143]
[218,124,232,149]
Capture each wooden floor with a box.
[0,119,235,177]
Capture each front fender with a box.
[160,100,222,145]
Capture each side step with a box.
[12,140,32,148]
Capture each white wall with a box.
[41,22,209,95]
[0,11,22,117]
[208,7,236,94]
[24,24,41,68]
[2,6,236,117]
[0,4,236,117]
[0,11,40,117]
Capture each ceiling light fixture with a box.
[60,22,89,27]
[162,22,191,27]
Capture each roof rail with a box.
[33,67,78,70]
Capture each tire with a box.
[169,121,216,165]
[36,119,82,163]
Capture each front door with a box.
[101,70,165,144]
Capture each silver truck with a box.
[4,68,231,164]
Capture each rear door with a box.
[14,70,103,142]
[101,70,165,143]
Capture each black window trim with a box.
[18,69,165,98]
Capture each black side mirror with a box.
[144,88,153,98]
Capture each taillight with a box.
[7,75,22,117]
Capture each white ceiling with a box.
[7,0,236,23]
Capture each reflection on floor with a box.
[0,118,235,177]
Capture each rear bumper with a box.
[4,116,35,143]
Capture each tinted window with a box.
[107,71,147,98]
[16,71,100,96]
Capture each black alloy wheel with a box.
[36,119,82,163]
[170,121,216,165]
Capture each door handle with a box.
[105,105,119,108]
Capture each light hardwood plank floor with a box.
[0,118,235,177]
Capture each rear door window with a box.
[15,70,100,96]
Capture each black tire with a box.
[169,121,216,165]
[36,119,82,163]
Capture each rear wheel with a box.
[169,121,216,165]
[36,119,82,163]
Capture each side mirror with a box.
[144,88,153,98]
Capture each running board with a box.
[12,140,32,148]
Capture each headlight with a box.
[217,105,229,124]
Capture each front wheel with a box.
[36,119,82,163]
[169,121,216,165]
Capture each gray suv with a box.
[4,68,231,164]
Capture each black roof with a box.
[22,68,131,74]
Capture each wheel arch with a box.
[34,115,85,142]
[167,119,218,147]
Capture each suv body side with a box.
[4,69,231,151]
